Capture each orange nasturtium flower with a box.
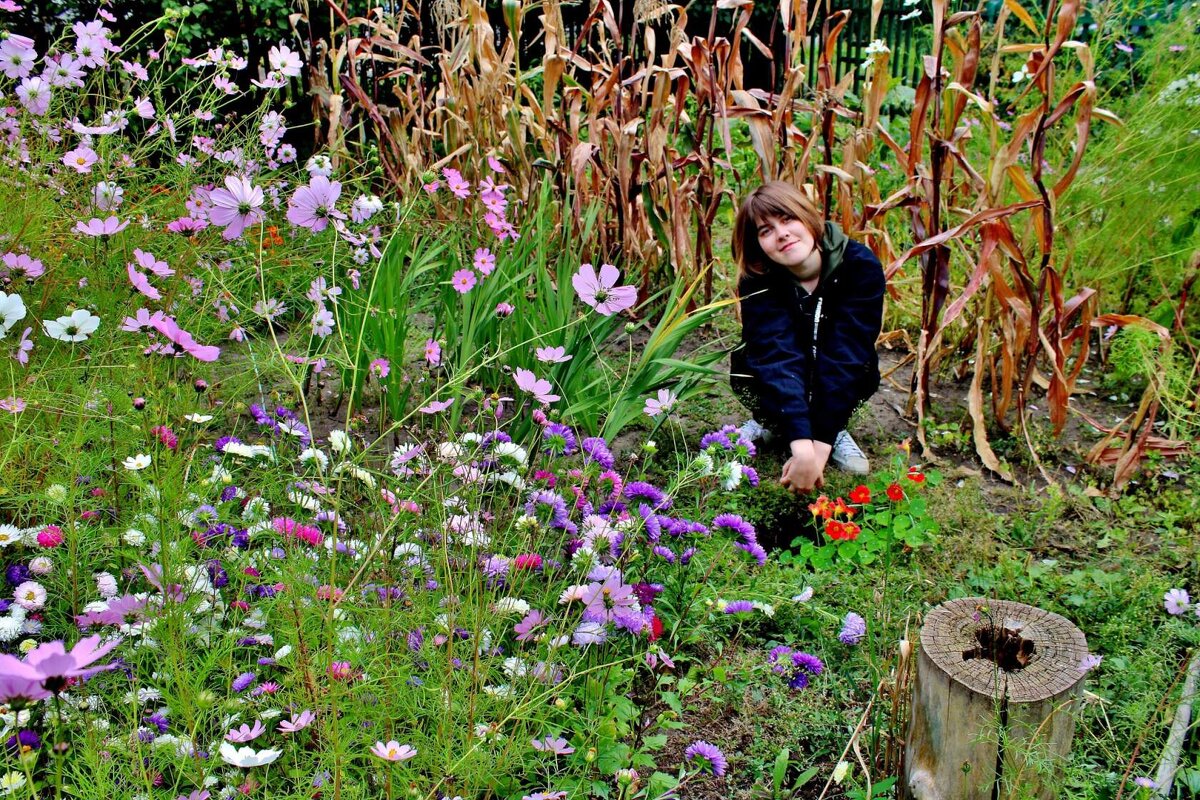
[906,467,926,484]
[808,495,834,520]
[849,485,871,504]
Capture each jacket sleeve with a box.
[810,245,886,444]
[737,276,814,442]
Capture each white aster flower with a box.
[492,597,530,616]
[0,525,20,548]
[328,429,351,454]
[298,447,329,470]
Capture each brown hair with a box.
[732,181,824,283]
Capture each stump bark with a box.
[902,598,1089,800]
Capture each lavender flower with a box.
[839,612,866,645]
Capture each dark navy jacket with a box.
[730,222,885,445]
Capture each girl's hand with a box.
[780,439,831,494]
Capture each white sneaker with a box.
[830,431,869,474]
[738,419,773,444]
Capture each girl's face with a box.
[755,214,819,279]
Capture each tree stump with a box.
[902,598,1090,800]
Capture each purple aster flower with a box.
[5,729,41,753]
[572,621,608,646]
[611,606,647,635]
[683,740,727,777]
[652,545,676,564]
[679,547,697,564]
[742,466,760,487]
[839,612,866,645]
[286,176,346,232]
[711,513,755,541]
[542,423,578,456]
[525,490,570,529]
[723,600,754,614]
[736,541,768,566]
[580,437,614,469]
[214,435,242,453]
[623,481,670,510]
[231,671,255,692]
[699,425,739,451]
[631,582,663,606]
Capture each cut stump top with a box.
[920,597,1089,703]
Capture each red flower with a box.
[849,485,871,504]
[886,483,904,502]
[649,614,664,641]
[825,519,848,540]
[906,467,925,483]
[513,553,543,570]
[843,522,861,541]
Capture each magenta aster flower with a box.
[451,269,477,294]
[208,175,265,240]
[286,176,346,232]
[572,263,637,316]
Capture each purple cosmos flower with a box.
[514,610,546,642]
[581,576,639,622]
[286,176,346,232]
[684,740,728,776]
[571,621,607,646]
[839,612,866,645]
[532,736,575,755]
[572,263,637,316]
[209,175,265,240]
[1165,588,1191,615]
[75,216,129,236]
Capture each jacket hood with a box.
[820,221,850,281]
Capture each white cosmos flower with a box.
[219,742,282,767]
[123,453,152,470]
[44,309,101,342]
[184,413,214,423]
[0,292,26,337]
[223,442,274,460]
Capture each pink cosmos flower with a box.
[487,155,506,173]
[16,76,50,115]
[515,368,559,405]
[12,327,32,366]
[208,175,265,240]
[0,396,26,413]
[0,635,121,700]
[424,339,441,366]
[127,262,161,300]
[286,176,346,232]
[62,145,98,172]
[419,398,454,414]
[572,263,637,316]
[442,167,470,199]
[535,346,571,363]
[643,388,677,417]
[451,269,477,294]
[2,252,44,280]
[278,710,316,733]
[225,720,267,743]
[473,247,496,275]
[133,248,173,277]
[532,736,575,755]
[268,43,303,77]
[75,216,128,236]
[147,314,221,362]
[369,358,390,379]
[370,740,417,762]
